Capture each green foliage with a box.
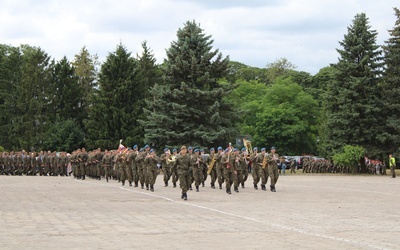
[141,20,238,149]
[71,46,99,130]
[380,7,400,153]
[253,77,319,155]
[84,44,141,150]
[332,145,365,172]
[0,145,4,152]
[42,120,85,152]
[322,13,383,164]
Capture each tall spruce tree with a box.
[72,46,98,130]
[323,13,383,168]
[381,8,400,154]
[51,56,82,121]
[0,45,22,150]
[84,44,140,150]
[141,20,237,149]
[15,45,53,150]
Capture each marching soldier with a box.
[191,149,203,192]
[170,148,179,188]
[221,147,237,194]
[238,148,248,189]
[215,146,225,189]
[130,145,139,187]
[251,147,261,190]
[207,148,217,189]
[267,146,279,192]
[257,148,269,191]
[174,146,192,200]
[200,149,208,187]
[160,148,172,187]
[144,148,159,192]
[136,148,146,189]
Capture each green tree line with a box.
[1,9,400,166]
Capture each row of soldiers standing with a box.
[0,150,70,176]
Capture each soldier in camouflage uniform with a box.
[221,148,237,194]
[241,149,249,188]
[174,146,192,200]
[191,149,203,192]
[136,148,146,189]
[170,148,179,188]
[250,147,261,190]
[215,146,225,189]
[160,148,172,187]
[207,148,217,189]
[130,145,139,187]
[200,149,208,187]
[257,148,269,191]
[267,146,279,192]
[144,149,159,192]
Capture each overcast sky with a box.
[1,0,398,75]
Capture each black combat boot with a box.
[234,187,239,193]
[146,184,149,190]
[261,185,266,191]
[165,181,168,187]
[141,184,144,189]
[270,185,276,192]
[226,188,232,194]
[196,186,199,192]
[173,183,176,188]
[254,184,258,190]
[134,182,138,187]
[211,183,215,189]
[183,193,187,200]
[150,185,154,192]
[202,182,205,187]
[241,183,245,188]
[106,177,109,182]
[219,183,222,190]
[189,185,192,190]
[129,181,132,187]
[122,181,125,186]
[181,193,184,199]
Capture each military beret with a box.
[133,145,138,149]
[188,146,193,150]
[145,145,149,149]
[241,148,246,151]
[210,148,215,152]
[217,146,223,151]
[164,148,169,152]
[261,148,266,151]
[194,149,200,153]
[271,146,276,150]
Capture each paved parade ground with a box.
[0,173,399,250]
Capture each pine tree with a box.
[15,45,53,150]
[72,46,98,130]
[141,20,237,149]
[51,56,82,121]
[323,13,383,168]
[84,44,140,150]
[0,45,22,150]
[381,8,400,153]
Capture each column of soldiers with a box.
[300,157,388,175]
[0,144,285,200]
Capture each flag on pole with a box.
[118,139,126,152]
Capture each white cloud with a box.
[0,0,398,74]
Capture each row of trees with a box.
[1,9,400,168]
